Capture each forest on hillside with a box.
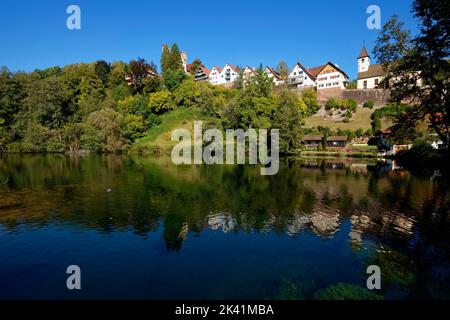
[0,43,323,155]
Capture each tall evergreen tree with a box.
[169,43,183,71]
[161,44,171,74]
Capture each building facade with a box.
[315,62,349,90]
[357,46,386,89]
[288,63,316,88]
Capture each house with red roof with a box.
[315,62,350,90]
[194,66,210,82]
[208,66,223,85]
[242,66,257,83]
[218,64,240,85]
[265,67,284,86]
[288,62,317,88]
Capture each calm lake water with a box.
[0,154,449,300]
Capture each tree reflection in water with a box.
[0,154,449,299]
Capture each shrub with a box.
[355,128,364,137]
[325,98,339,110]
[363,100,375,109]
[148,90,175,114]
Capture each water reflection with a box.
[0,154,449,299]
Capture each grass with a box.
[131,108,220,154]
[304,107,391,131]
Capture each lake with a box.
[0,154,449,300]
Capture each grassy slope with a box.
[304,107,391,131]
[131,108,220,154]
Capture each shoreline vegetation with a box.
[1,1,449,172]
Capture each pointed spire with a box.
[358,46,370,59]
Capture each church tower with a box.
[358,46,370,73]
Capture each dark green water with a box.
[0,154,449,300]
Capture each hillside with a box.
[131,108,220,154]
[304,107,391,131]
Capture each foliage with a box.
[188,59,204,75]
[301,88,319,115]
[373,1,450,150]
[314,283,384,300]
[148,91,175,114]
[163,69,187,92]
[363,100,375,109]
[273,90,304,154]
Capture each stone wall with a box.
[316,88,391,106]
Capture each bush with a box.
[363,100,375,109]
[343,99,357,112]
[148,90,175,114]
[325,98,339,110]
[355,128,364,137]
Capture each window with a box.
[375,78,379,86]
[362,59,365,63]
[363,80,367,89]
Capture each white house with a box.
[208,66,223,85]
[315,62,350,90]
[265,67,284,86]
[242,66,257,83]
[288,62,317,88]
[208,64,239,85]
[357,46,386,89]
[219,64,240,85]
[194,67,210,82]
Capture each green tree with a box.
[78,75,106,116]
[94,60,111,86]
[163,69,187,92]
[301,88,319,115]
[161,44,171,74]
[276,61,289,80]
[85,108,125,152]
[189,59,204,75]
[255,64,273,97]
[169,43,183,71]
[273,90,304,154]
[148,90,175,114]
[374,0,450,150]
[110,61,128,86]
[0,67,23,126]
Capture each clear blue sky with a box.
[0,0,418,79]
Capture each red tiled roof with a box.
[199,66,210,75]
[212,66,222,73]
[227,64,239,72]
[308,65,326,78]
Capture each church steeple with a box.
[357,46,371,73]
[358,46,370,59]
